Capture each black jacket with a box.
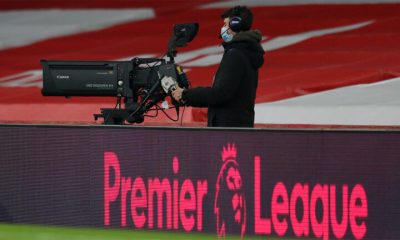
[182,30,265,127]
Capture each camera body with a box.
[41,60,131,97]
[41,59,184,124]
[41,59,181,98]
[41,23,198,125]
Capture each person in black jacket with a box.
[172,6,264,127]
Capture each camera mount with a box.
[41,23,199,125]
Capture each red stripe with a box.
[1,3,400,124]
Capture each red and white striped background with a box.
[0,0,399,126]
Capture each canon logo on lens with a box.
[56,75,70,79]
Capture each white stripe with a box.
[201,0,400,8]
[255,77,400,126]
[262,20,373,51]
[0,70,42,87]
[0,20,373,87]
[0,54,159,88]
[182,20,373,67]
[0,9,155,50]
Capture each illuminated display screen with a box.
[0,125,399,239]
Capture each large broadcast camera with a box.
[41,23,198,125]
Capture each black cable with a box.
[127,54,167,121]
[156,104,179,122]
[127,77,160,119]
[143,106,159,118]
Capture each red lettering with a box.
[253,157,367,240]
[131,177,147,228]
[350,184,368,239]
[120,177,132,226]
[272,182,288,236]
[196,180,207,231]
[290,183,309,237]
[180,179,196,232]
[330,185,348,238]
[310,184,329,240]
[173,179,179,229]
[148,178,172,229]
[173,156,179,229]
[104,152,121,226]
[103,153,208,232]
[105,152,369,239]
[254,156,272,234]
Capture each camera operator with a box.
[172,6,264,128]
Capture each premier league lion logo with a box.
[214,143,246,237]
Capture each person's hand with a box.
[171,86,184,102]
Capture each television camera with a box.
[41,23,198,125]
